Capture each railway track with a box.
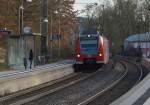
[9,60,125,105]
[0,72,96,105]
[24,61,125,105]
[0,59,147,105]
[0,62,106,105]
[87,58,148,105]
[78,61,128,105]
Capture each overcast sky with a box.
[74,0,104,11]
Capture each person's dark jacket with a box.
[29,50,33,61]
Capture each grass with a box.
[48,58,61,63]
[0,40,9,71]
[0,63,10,71]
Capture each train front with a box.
[75,31,105,64]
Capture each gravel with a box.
[88,61,149,105]
[25,62,124,105]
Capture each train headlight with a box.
[88,35,91,38]
[77,54,80,58]
[99,53,102,57]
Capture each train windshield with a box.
[80,36,98,54]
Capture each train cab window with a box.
[80,36,98,54]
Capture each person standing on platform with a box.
[29,49,33,69]
[24,58,27,69]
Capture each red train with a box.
[75,31,109,64]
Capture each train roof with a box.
[79,29,98,38]
[80,29,98,35]
[125,32,150,42]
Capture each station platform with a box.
[111,58,150,105]
[0,60,74,78]
[0,60,75,96]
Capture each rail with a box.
[78,61,128,105]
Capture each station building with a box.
[124,32,150,57]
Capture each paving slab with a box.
[0,60,75,96]
[0,59,75,78]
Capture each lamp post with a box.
[50,11,53,59]
[149,8,150,33]
[58,11,61,57]
[19,0,24,35]
[19,0,32,35]
[51,9,61,58]
[41,0,49,57]
[19,0,32,69]
[58,1,62,58]
[102,4,104,36]
[138,7,143,47]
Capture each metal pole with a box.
[41,0,48,56]
[98,0,101,34]
[148,11,150,57]
[149,11,150,32]
[58,0,62,58]
[139,7,143,46]
[21,5,24,35]
[19,8,21,34]
[19,0,26,69]
[19,0,24,35]
[46,4,49,53]
[50,12,53,58]
[58,10,61,57]
[102,5,104,36]
[45,0,49,54]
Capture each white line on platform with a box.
[0,64,65,78]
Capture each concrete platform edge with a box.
[110,72,150,105]
[0,64,74,96]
